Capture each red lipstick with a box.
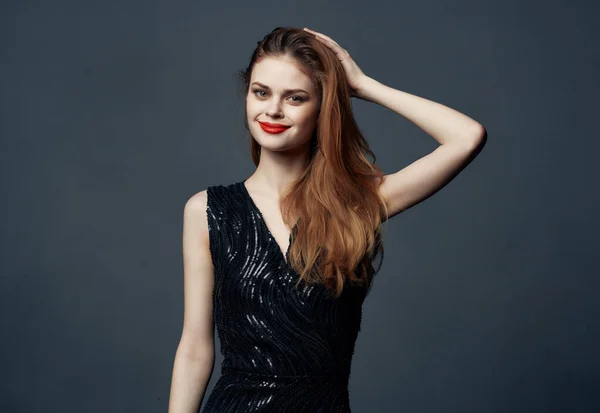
[258,121,291,134]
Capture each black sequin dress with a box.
[201,181,371,413]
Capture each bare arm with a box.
[168,190,215,413]
[356,76,486,219]
[301,29,486,220]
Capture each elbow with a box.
[177,333,215,362]
[176,344,215,367]
[465,123,487,152]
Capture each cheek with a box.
[295,110,318,128]
[245,100,255,114]
[292,105,317,120]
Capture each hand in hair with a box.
[303,27,369,99]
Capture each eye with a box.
[290,95,307,103]
[252,89,307,103]
[253,89,268,98]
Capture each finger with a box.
[311,33,344,53]
[323,40,350,58]
[304,28,334,44]
[307,30,341,49]
[303,28,349,57]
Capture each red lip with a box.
[258,121,291,134]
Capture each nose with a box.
[266,100,283,119]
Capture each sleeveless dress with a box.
[201,181,371,413]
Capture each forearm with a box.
[356,76,485,148]
[168,344,214,413]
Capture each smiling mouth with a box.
[258,122,291,134]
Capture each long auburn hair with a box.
[237,27,388,298]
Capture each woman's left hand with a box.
[303,27,370,99]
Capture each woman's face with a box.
[246,56,320,152]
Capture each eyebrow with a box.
[251,82,309,94]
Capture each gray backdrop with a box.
[1,0,598,412]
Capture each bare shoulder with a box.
[185,189,208,213]
[180,189,215,345]
[185,189,208,210]
[183,190,209,246]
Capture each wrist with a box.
[355,76,380,102]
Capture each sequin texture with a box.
[202,181,370,412]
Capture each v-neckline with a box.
[239,181,298,265]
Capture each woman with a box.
[168,27,486,413]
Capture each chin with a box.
[254,137,290,150]
[252,127,288,140]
